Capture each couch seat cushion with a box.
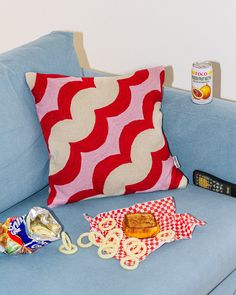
[1,185,236,295]
[210,269,236,295]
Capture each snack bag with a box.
[0,207,61,255]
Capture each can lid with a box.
[193,61,212,68]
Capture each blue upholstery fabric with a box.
[0,32,82,212]
[210,269,236,294]
[162,87,236,185]
[1,185,236,295]
[82,67,112,77]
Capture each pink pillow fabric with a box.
[26,67,187,207]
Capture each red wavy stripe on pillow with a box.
[160,69,165,89]
[49,70,149,186]
[67,189,98,204]
[125,138,170,194]
[92,90,160,193]
[32,73,67,104]
[49,119,107,186]
[168,165,183,189]
[47,180,57,206]
[40,79,94,145]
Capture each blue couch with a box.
[0,32,236,295]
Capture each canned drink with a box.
[192,61,213,104]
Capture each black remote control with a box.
[193,170,236,197]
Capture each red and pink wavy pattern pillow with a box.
[26,67,187,207]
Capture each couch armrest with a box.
[162,87,236,184]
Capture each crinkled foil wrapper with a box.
[26,207,62,241]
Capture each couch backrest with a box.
[162,87,236,185]
[0,31,82,212]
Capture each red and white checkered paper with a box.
[84,196,206,263]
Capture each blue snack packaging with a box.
[0,207,61,255]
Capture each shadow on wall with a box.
[75,32,221,98]
[164,66,174,87]
[73,31,90,68]
[211,61,221,98]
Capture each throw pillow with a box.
[26,67,187,207]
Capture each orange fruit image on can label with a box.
[200,84,211,99]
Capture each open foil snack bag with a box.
[0,207,61,255]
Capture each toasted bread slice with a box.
[123,213,160,239]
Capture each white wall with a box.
[0,0,235,99]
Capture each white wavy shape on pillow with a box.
[48,77,120,175]
[25,72,37,90]
[103,102,165,195]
